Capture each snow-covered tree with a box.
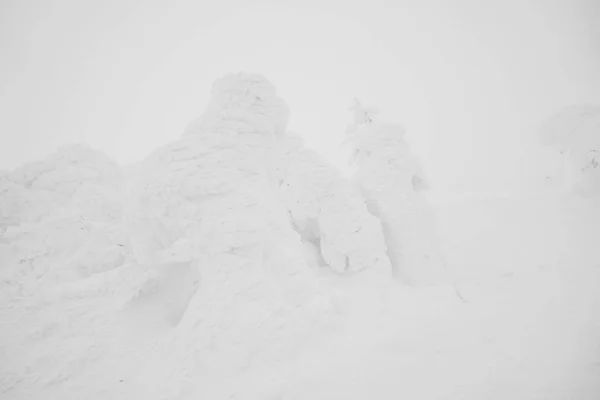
[0,144,129,297]
[343,106,448,286]
[345,98,380,136]
[275,134,392,275]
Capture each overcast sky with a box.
[1,0,599,192]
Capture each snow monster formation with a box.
[125,73,393,398]
[342,100,449,286]
[273,132,391,275]
[0,146,133,400]
[0,73,451,399]
[0,144,127,296]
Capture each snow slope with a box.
[1,74,599,400]
[260,192,600,400]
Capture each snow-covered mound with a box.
[0,145,127,296]
[123,73,385,398]
[1,74,406,400]
[0,145,135,399]
[344,121,449,286]
[274,133,392,275]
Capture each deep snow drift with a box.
[1,74,599,400]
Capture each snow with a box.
[538,105,600,196]
[1,74,600,400]
[277,140,391,274]
[346,122,449,285]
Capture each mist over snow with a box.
[1,1,600,399]
[2,1,599,195]
[0,71,599,400]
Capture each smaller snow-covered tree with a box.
[345,98,379,136]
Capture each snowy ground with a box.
[2,191,599,399]
[238,191,600,400]
[271,191,600,400]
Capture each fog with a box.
[2,3,600,398]
[1,0,599,192]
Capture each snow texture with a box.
[120,73,368,397]
[276,137,392,275]
[345,121,449,285]
[2,74,599,400]
[1,144,127,295]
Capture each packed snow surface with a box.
[1,74,599,400]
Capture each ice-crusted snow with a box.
[1,74,599,400]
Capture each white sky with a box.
[1,0,599,193]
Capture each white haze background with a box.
[2,0,599,193]
[1,2,600,400]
